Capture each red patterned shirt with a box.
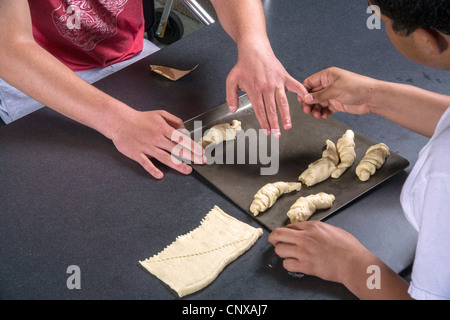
[28,0,145,71]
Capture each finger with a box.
[275,87,292,131]
[159,122,204,160]
[152,147,193,175]
[171,144,206,165]
[248,92,270,135]
[285,221,324,231]
[303,67,338,92]
[304,85,339,106]
[226,73,240,113]
[170,129,204,158]
[157,135,206,165]
[311,85,326,93]
[268,227,303,245]
[274,242,299,259]
[286,77,309,102]
[137,154,164,179]
[158,110,185,130]
[303,73,325,92]
[311,104,326,119]
[320,108,331,119]
[301,103,313,114]
[263,92,281,137]
[283,258,305,273]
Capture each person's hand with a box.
[110,109,205,179]
[268,221,373,284]
[302,67,379,120]
[226,45,308,137]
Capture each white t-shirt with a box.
[400,107,450,300]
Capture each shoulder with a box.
[426,107,450,165]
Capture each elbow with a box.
[0,35,36,75]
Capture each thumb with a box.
[304,85,339,105]
[226,72,240,113]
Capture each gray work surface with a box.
[1,0,450,300]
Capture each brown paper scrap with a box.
[150,64,199,81]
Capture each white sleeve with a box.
[408,172,450,300]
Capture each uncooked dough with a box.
[200,120,242,148]
[250,181,302,216]
[356,143,390,182]
[287,192,335,223]
[332,130,356,178]
[298,140,339,186]
[139,206,262,298]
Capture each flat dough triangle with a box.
[139,206,263,297]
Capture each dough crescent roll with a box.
[298,140,339,187]
[250,181,302,216]
[356,143,390,182]
[332,130,356,178]
[287,192,336,223]
[200,120,242,148]
[139,206,262,298]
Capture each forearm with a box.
[0,0,200,179]
[342,252,412,300]
[210,0,272,52]
[0,38,131,140]
[0,0,130,139]
[370,80,450,138]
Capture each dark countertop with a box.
[1,0,450,300]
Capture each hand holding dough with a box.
[298,140,339,187]
[250,182,302,216]
[200,120,242,148]
[287,193,335,223]
[332,130,356,178]
[356,143,390,182]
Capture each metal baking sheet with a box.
[185,93,409,231]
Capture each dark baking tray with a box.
[185,93,409,231]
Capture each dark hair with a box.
[370,0,450,36]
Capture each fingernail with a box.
[263,129,271,136]
[184,165,192,174]
[305,94,314,104]
[284,121,292,130]
[272,129,281,138]
[229,106,237,113]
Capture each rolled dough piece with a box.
[139,206,262,298]
[298,140,339,186]
[356,143,390,182]
[200,120,242,148]
[332,130,356,178]
[250,181,302,216]
[287,192,335,223]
